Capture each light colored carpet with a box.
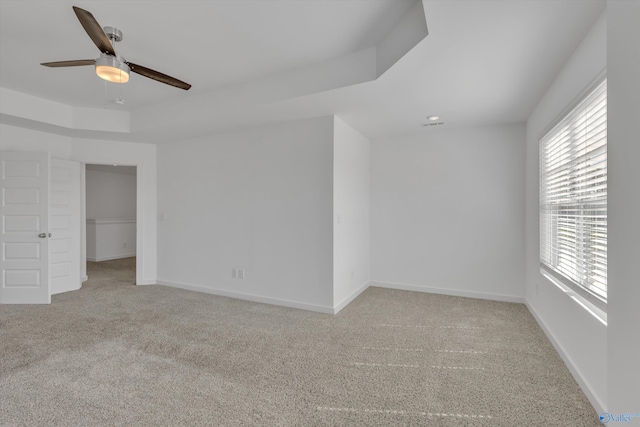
[0,258,600,426]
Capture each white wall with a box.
[86,219,136,262]
[524,11,606,412]
[0,123,157,285]
[607,0,640,416]
[0,123,72,155]
[333,117,370,310]
[85,167,137,262]
[86,168,137,219]
[157,117,335,312]
[371,124,525,302]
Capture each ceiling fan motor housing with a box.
[103,26,123,43]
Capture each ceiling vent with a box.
[421,121,445,127]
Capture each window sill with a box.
[540,269,607,326]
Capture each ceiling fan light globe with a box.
[95,55,130,83]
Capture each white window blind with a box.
[540,78,607,308]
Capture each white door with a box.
[50,159,81,295]
[0,151,50,304]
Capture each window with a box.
[540,78,607,309]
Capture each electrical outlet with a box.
[232,269,237,279]
[238,269,244,280]
[122,242,127,248]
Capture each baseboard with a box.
[371,281,525,303]
[525,301,606,414]
[156,279,335,314]
[333,282,370,314]
[81,275,88,283]
[87,253,136,262]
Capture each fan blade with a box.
[41,59,95,67]
[72,6,115,56]
[127,63,191,90]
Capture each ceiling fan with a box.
[41,6,191,90]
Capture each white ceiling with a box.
[0,0,605,142]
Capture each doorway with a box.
[84,164,137,282]
[1,151,151,304]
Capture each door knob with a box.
[38,233,51,238]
